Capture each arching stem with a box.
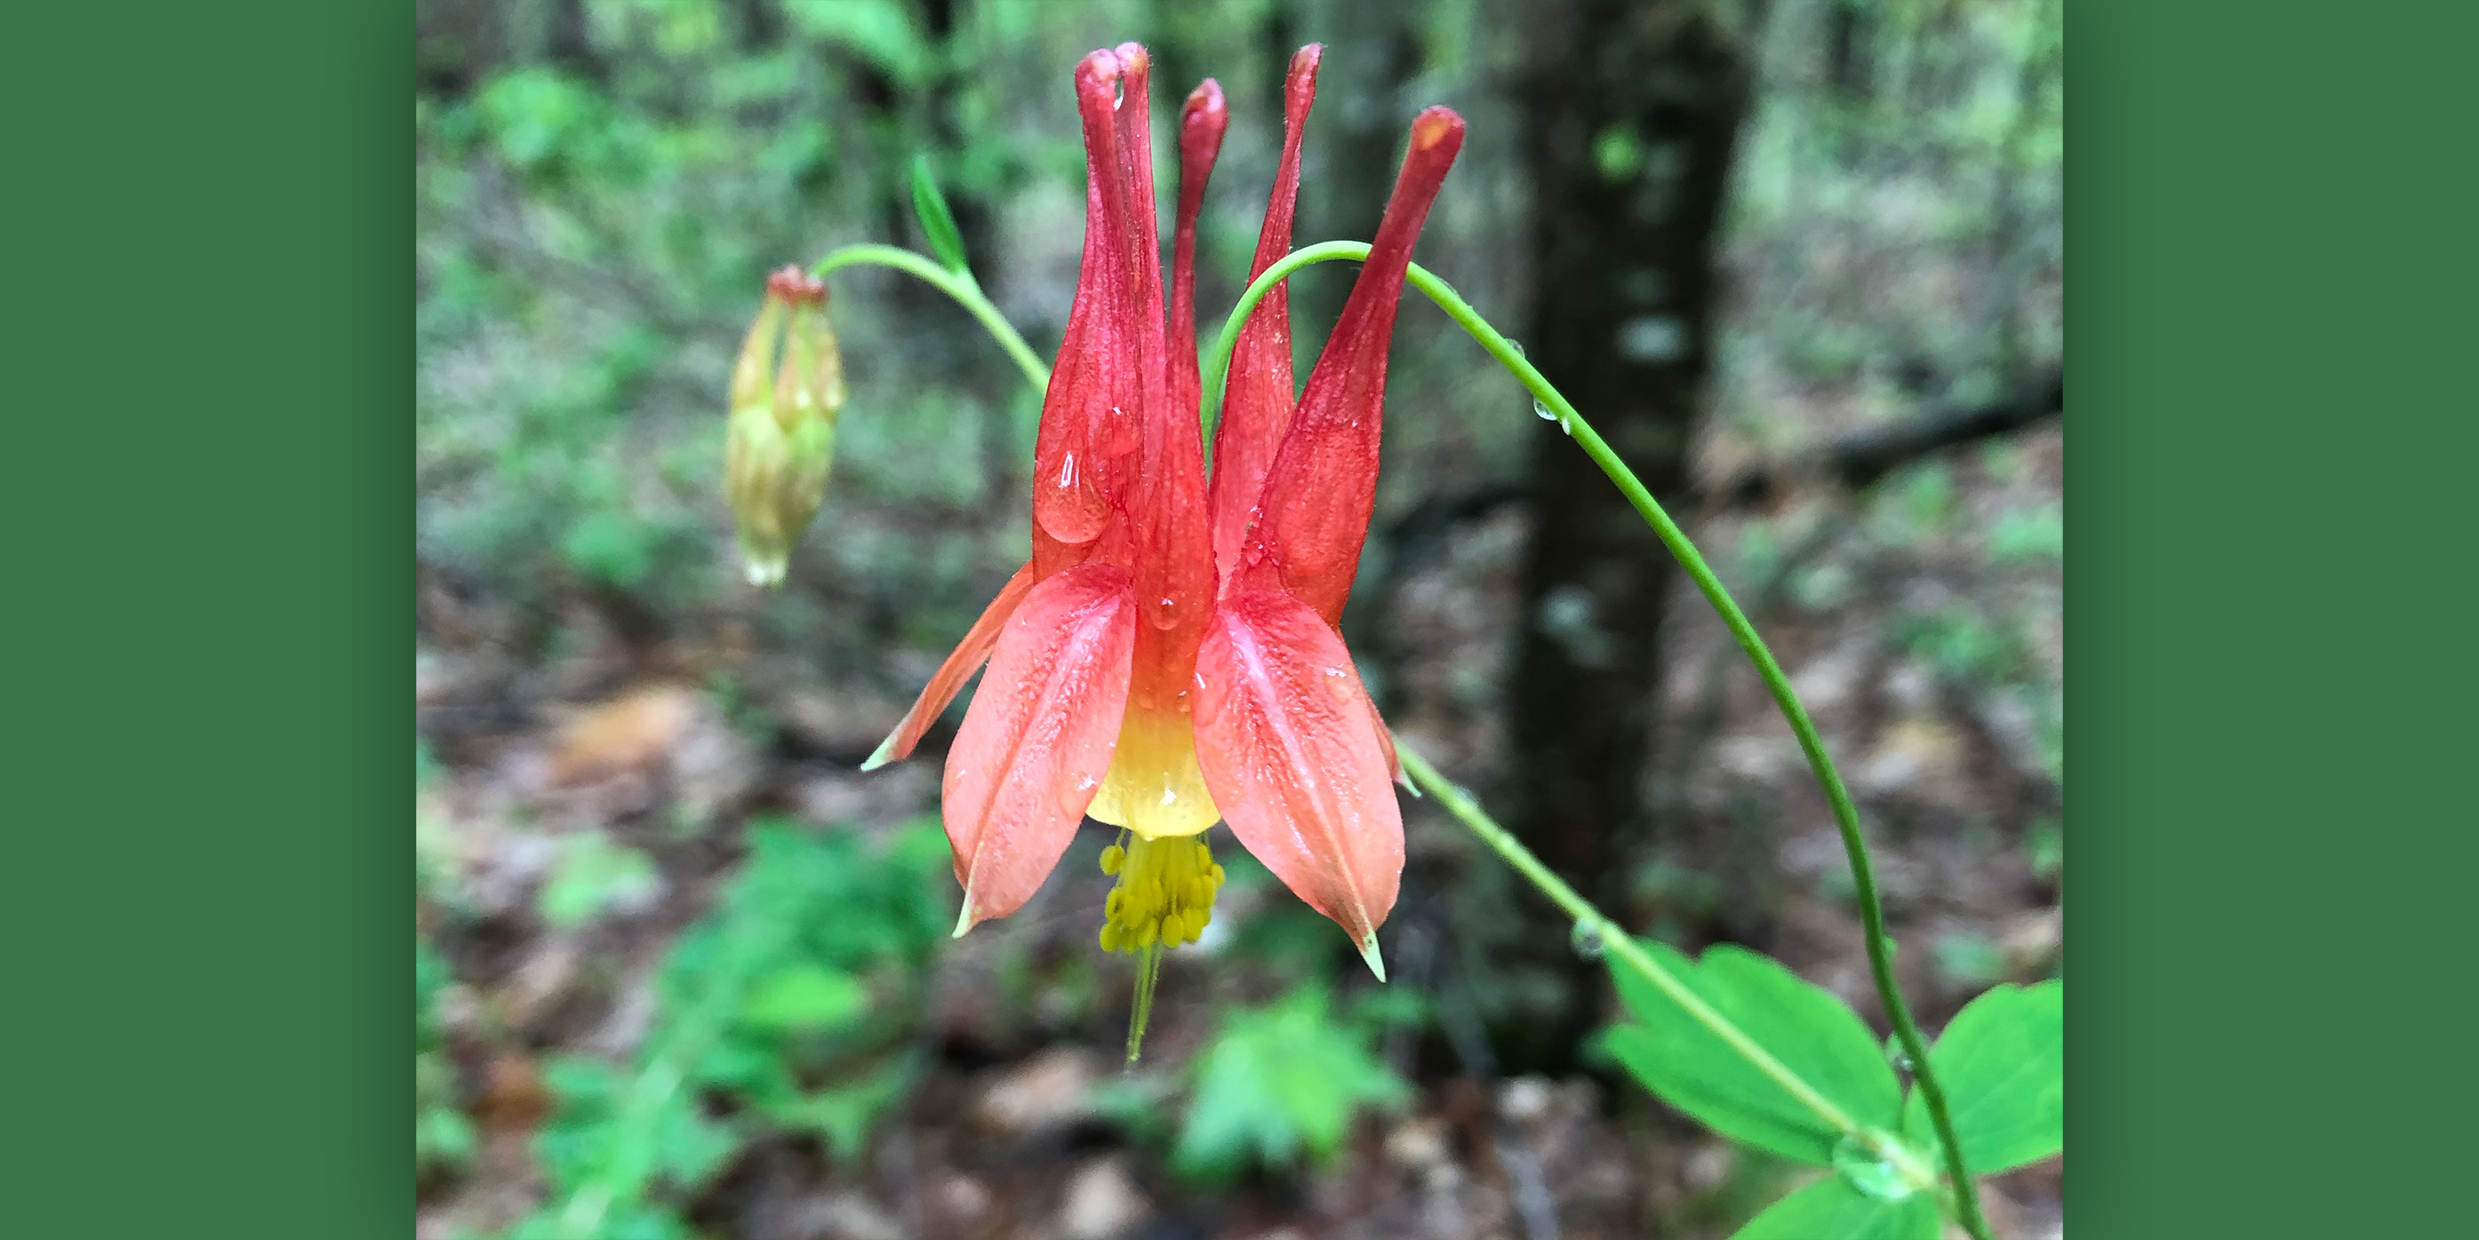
[1207,242,1993,1240]
[812,244,1053,393]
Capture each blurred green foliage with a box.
[497,819,951,1240]
[1171,985,1411,1182]
[417,936,478,1180]
[416,0,1073,626]
[540,830,662,928]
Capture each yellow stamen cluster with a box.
[1098,831,1226,1063]
[1097,833,1226,952]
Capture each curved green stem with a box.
[1396,746,1943,1198]
[812,244,1053,393]
[1397,748,1860,1134]
[1207,244,1992,1240]
[1201,240,1367,435]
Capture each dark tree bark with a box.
[1500,0,1759,1066]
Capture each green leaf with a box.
[758,1055,922,1160]
[1730,1175,1941,1240]
[1903,980,2063,1174]
[540,832,660,929]
[786,0,929,88]
[1607,943,1902,1165]
[1173,986,1410,1181]
[909,155,971,276]
[738,964,867,1032]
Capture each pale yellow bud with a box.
[725,266,845,586]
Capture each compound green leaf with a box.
[1730,1175,1942,1240]
[1172,986,1409,1181]
[1608,943,1902,1165]
[738,963,867,1032]
[1903,979,2063,1174]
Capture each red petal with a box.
[1169,79,1229,422]
[1029,52,1143,574]
[943,564,1138,931]
[1372,714,1409,790]
[1237,107,1465,626]
[1207,45,1322,584]
[863,561,1035,771]
[1105,44,1216,646]
[1193,589,1403,964]
[1108,43,1170,397]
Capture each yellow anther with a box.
[1099,833,1228,1063]
[1098,833,1223,959]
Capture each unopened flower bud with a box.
[725,265,844,586]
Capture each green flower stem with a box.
[1394,746,1859,1133]
[812,244,1053,393]
[1206,242,1991,1240]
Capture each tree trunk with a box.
[1500,0,1758,1066]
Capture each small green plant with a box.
[502,819,951,1240]
[1892,604,2029,688]
[416,937,476,1181]
[539,831,662,930]
[1933,931,2008,989]
[1170,986,1411,1182]
[2026,817,2064,886]
[1987,503,2063,564]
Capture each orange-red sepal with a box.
[1208,45,1321,585]
[864,562,1035,771]
[944,564,1137,932]
[1169,79,1229,421]
[1192,589,1404,955]
[1239,106,1465,626]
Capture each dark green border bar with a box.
[2078,3,2472,1236]
[8,5,405,1236]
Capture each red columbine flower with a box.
[865,43,1463,999]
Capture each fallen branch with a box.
[1718,368,2065,507]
